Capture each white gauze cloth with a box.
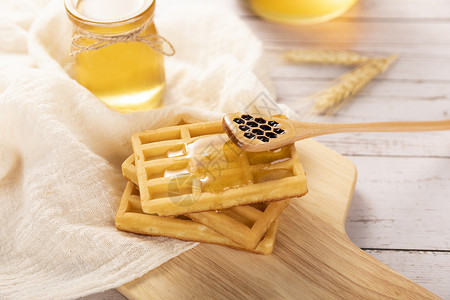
[0,0,295,299]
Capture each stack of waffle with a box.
[116,116,308,254]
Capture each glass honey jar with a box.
[65,0,173,113]
[247,0,358,25]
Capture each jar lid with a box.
[65,0,154,24]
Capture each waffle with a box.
[115,182,278,255]
[122,154,289,250]
[131,120,307,216]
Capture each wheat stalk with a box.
[311,54,399,114]
[284,49,373,65]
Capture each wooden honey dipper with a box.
[223,112,450,152]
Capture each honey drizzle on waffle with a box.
[151,133,296,194]
[186,134,252,193]
[131,121,307,216]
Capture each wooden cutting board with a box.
[117,139,439,299]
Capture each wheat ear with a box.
[284,49,373,65]
[311,54,399,114]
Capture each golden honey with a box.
[162,133,295,195]
[248,0,358,25]
[65,0,166,113]
[139,133,295,196]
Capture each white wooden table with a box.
[83,0,450,298]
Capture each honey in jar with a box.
[248,0,358,25]
[65,0,171,113]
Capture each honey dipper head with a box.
[222,112,295,152]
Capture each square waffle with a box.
[115,182,279,255]
[122,154,290,250]
[131,120,307,216]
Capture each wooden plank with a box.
[277,80,450,123]
[344,0,450,20]
[310,132,450,158]
[244,19,450,47]
[366,250,450,300]
[345,155,450,250]
[267,52,450,81]
[265,42,450,58]
[275,78,450,101]
[274,79,450,157]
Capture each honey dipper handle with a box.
[292,119,450,140]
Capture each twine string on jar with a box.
[70,20,175,56]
